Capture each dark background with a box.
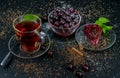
[0,0,120,78]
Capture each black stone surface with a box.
[0,0,120,78]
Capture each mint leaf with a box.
[102,28,106,34]
[95,17,110,27]
[23,14,37,21]
[34,14,43,18]
[95,20,103,27]
[102,25,112,33]
[97,17,110,23]
[23,14,43,21]
[95,17,112,35]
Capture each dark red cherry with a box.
[40,45,46,50]
[47,51,53,57]
[76,71,84,78]
[54,21,59,26]
[67,63,75,71]
[82,64,90,72]
[42,16,48,22]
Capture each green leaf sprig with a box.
[23,14,43,21]
[95,17,112,35]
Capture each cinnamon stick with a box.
[71,47,83,56]
[67,46,83,57]
[78,43,83,51]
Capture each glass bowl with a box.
[75,23,116,51]
[48,7,81,37]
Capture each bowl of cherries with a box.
[48,5,81,37]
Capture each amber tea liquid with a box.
[15,20,41,52]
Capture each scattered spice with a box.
[0,0,119,78]
[11,60,43,78]
[0,27,8,39]
[84,36,110,50]
[66,43,86,67]
[0,31,5,37]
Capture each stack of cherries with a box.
[48,6,81,36]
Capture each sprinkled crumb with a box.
[0,0,120,78]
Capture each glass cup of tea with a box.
[48,6,81,37]
[13,14,41,53]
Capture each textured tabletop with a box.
[0,0,120,78]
